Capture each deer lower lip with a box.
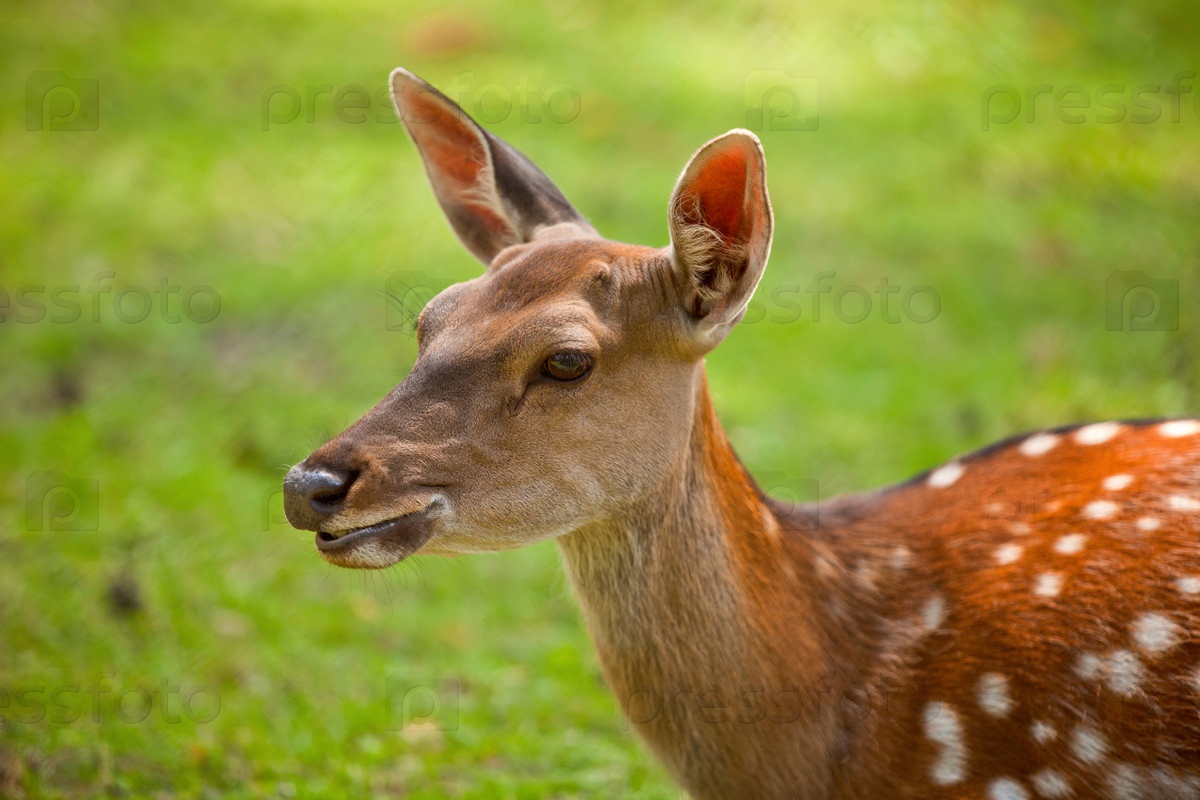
[314,511,434,560]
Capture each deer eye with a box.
[542,351,593,382]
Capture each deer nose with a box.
[283,463,358,531]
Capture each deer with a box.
[283,67,1200,800]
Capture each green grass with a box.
[2,0,1199,796]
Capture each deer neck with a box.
[557,367,844,794]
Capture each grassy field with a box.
[2,0,1199,796]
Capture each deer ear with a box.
[390,67,597,265]
[668,129,773,348]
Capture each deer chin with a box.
[315,505,441,569]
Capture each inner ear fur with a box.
[668,129,774,335]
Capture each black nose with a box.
[283,464,357,531]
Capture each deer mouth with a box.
[315,510,435,568]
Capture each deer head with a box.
[283,67,772,569]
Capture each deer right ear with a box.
[390,68,596,265]
[668,130,773,350]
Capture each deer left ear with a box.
[390,67,597,266]
[668,129,773,349]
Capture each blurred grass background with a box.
[2,0,1199,796]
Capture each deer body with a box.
[565,388,1200,798]
[284,68,1200,799]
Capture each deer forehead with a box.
[425,239,672,346]
[486,237,663,302]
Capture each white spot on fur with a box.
[1102,474,1133,491]
[1074,422,1121,445]
[762,507,782,543]
[814,555,838,581]
[1176,576,1200,595]
[1181,771,1200,794]
[929,463,965,488]
[989,778,1029,800]
[1034,572,1063,598]
[922,595,948,631]
[1132,515,1161,534]
[854,562,877,590]
[1075,653,1103,681]
[1103,649,1145,698]
[1191,666,1200,695]
[978,673,1013,717]
[1009,521,1032,535]
[1031,770,1071,798]
[1107,764,1142,799]
[1083,500,1118,520]
[1020,433,1059,456]
[1106,764,1200,798]
[996,544,1023,565]
[891,546,912,571]
[1159,420,1200,438]
[1054,534,1086,555]
[924,702,966,785]
[1031,721,1056,744]
[1168,494,1200,512]
[1070,725,1108,764]
[1132,612,1181,655]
